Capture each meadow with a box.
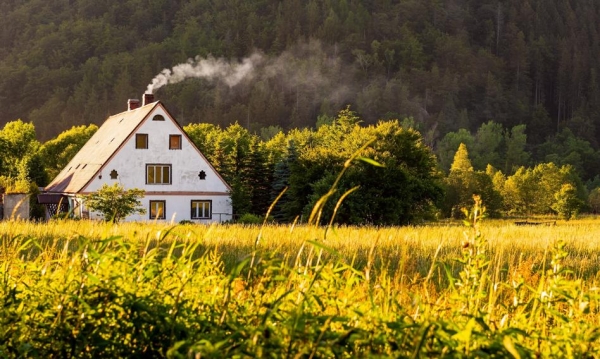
[3,208,600,357]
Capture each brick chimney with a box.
[127,99,140,111]
[142,93,155,106]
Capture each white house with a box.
[40,94,232,223]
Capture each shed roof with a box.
[44,102,158,193]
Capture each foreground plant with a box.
[2,201,600,357]
[84,183,146,223]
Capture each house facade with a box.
[40,94,232,223]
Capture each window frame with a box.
[149,200,166,220]
[169,134,182,150]
[146,164,172,185]
[191,200,212,220]
[135,133,148,149]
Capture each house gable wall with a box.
[84,105,229,194]
[80,105,232,222]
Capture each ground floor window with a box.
[191,200,211,219]
[150,200,165,220]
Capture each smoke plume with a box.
[146,53,264,94]
[143,40,385,128]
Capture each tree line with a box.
[0,109,595,223]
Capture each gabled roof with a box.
[44,102,158,193]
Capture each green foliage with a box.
[0,176,31,194]
[443,144,502,218]
[537,128,600,181]
[436,129,474,173]
[244,142,273,216]
[236,213,263,224]
[552,184,584,220]
[297,115,443,225]
[39,124,98,180]
[183,123,221,162]
[589,187,600,213]
[84,183,146,223]
[0,120,43,183]
[472,121,504,170]
[270,140,297,222]
[450,143,473,172]
[502,163,586,216]
[503,124,530,174]
[453,196,489,316]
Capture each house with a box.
[39,94,232,223]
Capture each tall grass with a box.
[2,214,600,356]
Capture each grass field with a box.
[2,211,600,357]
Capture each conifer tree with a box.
[270,141,297,222]
[445,143,501,217]
[245,141,273,216]
[450,143,474,173]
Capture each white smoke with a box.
[146,53,264,94]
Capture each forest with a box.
[1,0,600,223]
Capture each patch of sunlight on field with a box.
[3,217,600,281]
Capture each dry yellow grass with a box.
[3,217,600,284]
[3,216,600,356]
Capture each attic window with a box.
[198,170,206,180]
[110,170,118,179]
[169,135,182,150]
[153,115,165,121]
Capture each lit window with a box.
[150,200,165,219]
[191,200,212,219]
[136,134,148,149]
[146,164,171,184]
[169,135,182,150]
[153,115,165,121]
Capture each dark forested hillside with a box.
[1,0,600,163]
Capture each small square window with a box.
[191,200,212,219]
[136,134,148,149]
[150,200,166,220]
[169,135,182,150]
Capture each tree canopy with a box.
[84,183,146,223]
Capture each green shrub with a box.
[237,213,263,224]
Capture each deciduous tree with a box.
[85,183,145,223]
